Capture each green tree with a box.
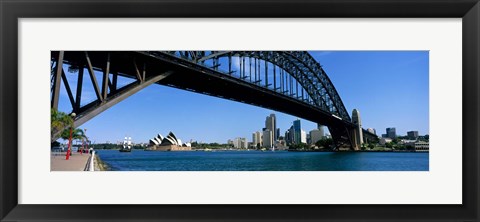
[315,138,334,149]
[392,138,399,144]
[61,128,85,144]
[289,143,309,150]
[51,108,73,143]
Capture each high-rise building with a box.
[285,130,289,144]
[285,128,293,145]
[318,124,325,137]
[276,128,280,141]
[233,137,247,149]
[386,127,396,139]
[293,119,301,144]
[367,128,376,135]
[263,129,273,148]
[301,130,307,144]
[407,131,419,140]
[255,131,263,147]
[265,114,277,141]
[310,129,324,144]
[352,109,363,146]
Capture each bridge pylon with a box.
[328,125,359,151]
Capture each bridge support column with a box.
[351,128,361,151]
[329,125,359,151]
[352,127,363,150]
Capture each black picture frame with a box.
[1,0,479,221]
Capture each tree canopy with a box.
[51,108,74,143]
[51,108,85,144]
[315,138,334,149]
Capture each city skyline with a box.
[55,51,429,144]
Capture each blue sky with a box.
[56,51,429,144]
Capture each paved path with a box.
[51,152,91,171]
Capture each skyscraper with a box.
[386,127,396,139]
[263,129,273,148]
[233,137,247,149]
[293,119,301,144]
[309,129,324,144]
[317,124,325,137]
[301,130,307,144]
[352,109,363,146]
[407,131,419,140]
[285,127,293,145]
[265,114,277,141]
[252,131,263,148]
[285,130,289,144]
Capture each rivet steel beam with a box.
[74,71,173,128]
[84,52,104,102]
[60,69,75,109]
[112,72,118,94]
[75,65,84,112]
[134,60,143,82]
[102,53,110,100]
[51,51,64,109]
[264,60,268,88]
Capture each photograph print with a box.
[50,51,429,171]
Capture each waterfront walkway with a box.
[51,152,90,171]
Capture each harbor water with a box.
[95,150,429,171]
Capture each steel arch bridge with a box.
[164,51,351,121]
[51,51,373,150]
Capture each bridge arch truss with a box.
[157,51,351,122]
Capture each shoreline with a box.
[94,153,110,171]
[288,149,428,153]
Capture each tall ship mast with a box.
[119,136,132,152]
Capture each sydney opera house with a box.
[146,132,192,151]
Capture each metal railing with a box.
[84,151,95,171]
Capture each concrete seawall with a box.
[93,154,110,171]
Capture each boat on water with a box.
[119,136,132,152]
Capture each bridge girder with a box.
[50,51,175,131]
[163,51,350,121]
